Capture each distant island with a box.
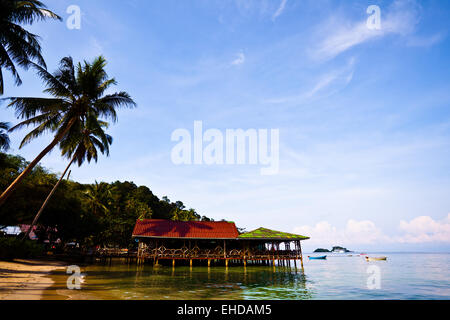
[314,248,330,252]
[314,246,353,253]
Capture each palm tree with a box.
[0,122,10,151]
[85,181,112,217]
[23,117,113,240]
[0,56,136,206]
[0,0,61,94]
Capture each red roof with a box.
[132,219,239,239]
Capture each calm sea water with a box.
[51,253,450,300]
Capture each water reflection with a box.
[48,253,450,300]
[69,261,312,300]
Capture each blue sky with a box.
[1,0,450,252]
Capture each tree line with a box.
[0,152,211,248]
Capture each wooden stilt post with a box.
[287,242,292,268]
[153,240,158,265]
[299,241,304,269]
[223,240,226,259]
[137,241,141,265]
[172,259,175,268]
[225,259,229,268]
[271,242,275,267]
[190,259,193,268]
[276,243,280,267]
[293,241,298,272]
[208,259,211,267]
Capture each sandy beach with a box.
[0,259,67,300]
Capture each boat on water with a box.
[365,256,387,261]
[308,255,327,260]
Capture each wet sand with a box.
[0,259,67,300]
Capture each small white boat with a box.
[365,256,387,261]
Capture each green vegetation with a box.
[313,246,352,253]
[332,246,351,252]
[0,153,210,249]
[313,248,330,253]
[238,227,309,240]
[0,122,10,151]
[0,237,43,260]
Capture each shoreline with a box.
[0,259,67,300]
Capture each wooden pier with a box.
[132,220,309,270]
[136,242,305,268]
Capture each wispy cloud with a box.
[227,0,289,21]
[305,66,354,99]
[272,0,287,21]
[264,57,355,104]
[231,52,246,66]
[311,0,421,61]
[406,32,445,47]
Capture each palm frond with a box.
[6,97,67,120]
[30,62,73,99]
[0,0,61,93]
[11,0,62,24]
[0,67,3,95]
[0,44,22,87]
[8,111,61,132]
[3,22,46,68]
[94,92,136,122]
[18,116,60,148]
[0,121,11,151]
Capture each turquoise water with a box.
[58,253,450,300]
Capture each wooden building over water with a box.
[132,219,309,268]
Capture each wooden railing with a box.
[96,248,130,256]
[139,246,301,260]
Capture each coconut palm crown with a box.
[0,56,136,206]
[0,0,61,94]
[60,115,113,167]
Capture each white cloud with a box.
[294,214,450,248]
[294,219,387,246]
[272,0,287,21]
[397,214,450,243]
[311,0,421,61]
[231,52,246,66]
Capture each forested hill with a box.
[0,153,212,247]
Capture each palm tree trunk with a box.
[0,118,76,207]
[22,155,76,241]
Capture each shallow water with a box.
[50,253,450,300]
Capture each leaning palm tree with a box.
[0,56,136,206]
[0,0,61,94]
[23,115,113,240]
[0,122,10,151]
